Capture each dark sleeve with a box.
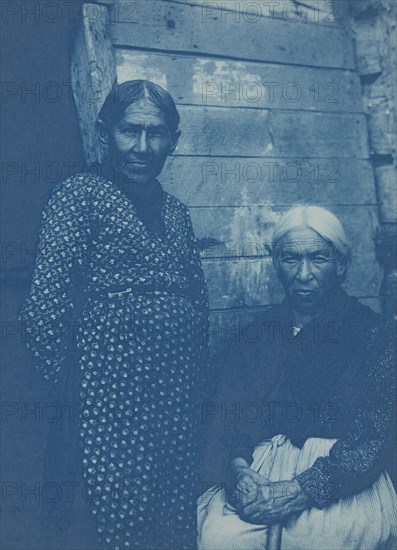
[18,178,90,383]
[228,351,287,465]
[296,323,396,508]
[200,343,255,485]
[204,343,277,479]
[231,434,256,464]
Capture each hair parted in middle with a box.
[98,80,180,134]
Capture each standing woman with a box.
[19,80,209,549]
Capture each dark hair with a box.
[98,80,180,134]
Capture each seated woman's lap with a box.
[197,436,397,550]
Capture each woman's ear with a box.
[169,129,181,154]
[336,257,350,279]
[96,119,110,149]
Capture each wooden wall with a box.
[72,1,382,358]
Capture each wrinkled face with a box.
[106,99,179,184]
[274,227,346,313]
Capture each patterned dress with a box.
[19,173,209,549]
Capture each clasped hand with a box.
[230,460,311,525]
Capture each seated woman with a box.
[198,205,396,550]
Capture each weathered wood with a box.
[173,106,369,158]
[342,0,396,318]
[367,102,394,155]
[71,3,116,164]
[168,0,340,26]
[375,166,397,223]
[115,50,362,113]
[204,257,282,309]
[189,205,379,258]
[70,0,384,320]
[161,157,376,206]
[293,0,341,25]
[203,253,383,309]
[87,0,115,5]
[355,36,382,76]
[168,0,302,22]
[110,1,355,69]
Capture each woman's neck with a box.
[117,178,157,199]
[290,307,322,329]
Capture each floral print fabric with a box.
[19,173,209,549]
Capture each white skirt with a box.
[197,435,397,550]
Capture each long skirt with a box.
[197,434,397,550]
[77,292,207,549]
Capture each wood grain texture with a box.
[72,0,381,317]
[110,1,355,69]
[168,0,340,26]
[115,50,362,112]
[71,3,116,164]
[173,106,369,158]
[375,166,397,223]
[189,205,379,257]
[161,157,376,206]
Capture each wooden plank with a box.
[110,1,355,69]
[71,3,117,164]
[168,0,340,26]
[173,107,368,158]
[161,157,376,206]
[375,166,397,223]
[115,50,362,112]
[173,106,369,158]
[189,205,379,257]
[168,0,300,21]
[203,253,383,309]
[294,1,341,25]
[205,257,282,309]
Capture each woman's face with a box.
[107,99,179,185]
[274,227,346,314]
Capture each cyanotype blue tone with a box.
[1,1,396,549]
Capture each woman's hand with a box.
[234,477,312,525]
[225,458,254,505]
[229,457,251,477]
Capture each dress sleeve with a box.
[183,206,209,323]
[202,344,272,483]
[18,179,90,383]
[296,323,396,508]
